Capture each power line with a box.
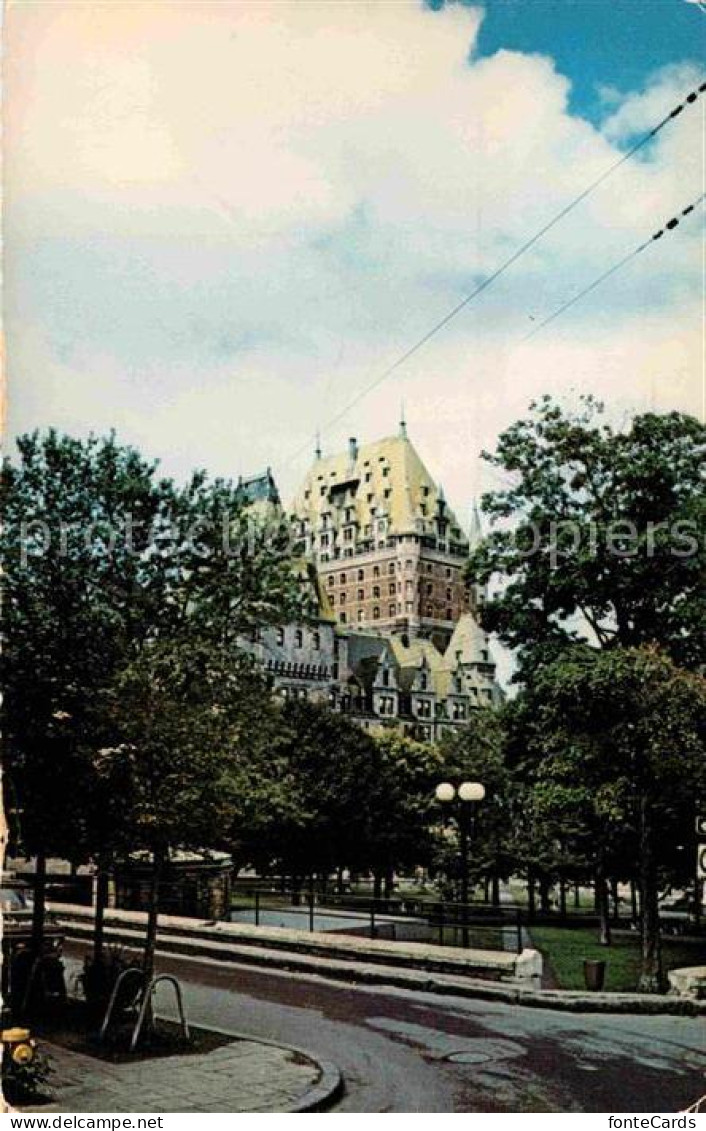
[523,193,706,341]
[280,79,706,470]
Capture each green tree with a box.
[2,429,306,963]
[236,699,379,884]
[91,642,273,979]
[364,731,442,897]
[436,710,515,905]
[469,399,705,674]
[526,646,706,990]
[1,430,171,950]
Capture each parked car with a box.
[1,876,65,1016]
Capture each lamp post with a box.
[435,780,485,947]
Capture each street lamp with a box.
[435,781,485,947]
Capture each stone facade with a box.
[239,427,503,741]
[291,424,473,650]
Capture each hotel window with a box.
[344,528,352,541]
[388,562,395,574]
[373,565,380,578]
[327,574,334,587]
[373,606,381,620]
[420,672,428,691]
[358,568,365,580]
[358,588,364,600]
[340,612,347,624]
[382,466,389,477]
[446,567,452,578]
[446,588,452,601]
[389,603,396,617]
[340,592,346,604]
[446,607,452,620]
[382,669,390,686]
[358,609,365,623]
[276,627,285,646]
[426,583,433,595]
[373,585,380,598]
[340,572,347,584]
[313,632,320,651]
[389,583,396,596]
[295,629,303,648]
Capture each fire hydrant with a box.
[1,1028,37,1067]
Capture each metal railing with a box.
[229,886,524,954]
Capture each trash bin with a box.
[583,958,606,991]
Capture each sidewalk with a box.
[21,1032,342,1114]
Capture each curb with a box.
[199,1024,343,1113]
[62,924,706,1019]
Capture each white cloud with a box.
[5,0,704,519]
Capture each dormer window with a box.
[295,629,303,648]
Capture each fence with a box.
[230,886,524,954]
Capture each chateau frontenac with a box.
[241,422,503,741]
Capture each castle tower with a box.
[291,428,472,647]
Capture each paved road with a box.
[65,942,705,1113]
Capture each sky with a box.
[5,0,705,521]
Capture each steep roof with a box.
[292,433,468,545]
[445,612,490,666]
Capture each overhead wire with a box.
[279,79,706,469]
[522,193,705,341]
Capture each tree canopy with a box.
[468,398,705,674]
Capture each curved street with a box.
[66,942,706,1113]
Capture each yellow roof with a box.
[292,433,467,543]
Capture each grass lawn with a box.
[530,925,706,992]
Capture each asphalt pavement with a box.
[64,942,706,1113]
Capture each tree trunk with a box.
[610,878,620,924]
[558,876,567,920]
[31,850,47,955]
[630,878,639,925]
[595,859,611,946]
[93,859,110,965]
[143,847,165,985]
[527,867,536,923]
[638,794,661,992]
[383,868,394,901]
[539,876,551,915]
[491,873,500,908]
[574,883,581,909]
[373,870,383,901]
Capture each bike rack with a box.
[129,974,190,1053]
[98,967,146,1044]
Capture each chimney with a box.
[348,437,358,462]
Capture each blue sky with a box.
[454,0,705,121]
[5,0,704,515]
